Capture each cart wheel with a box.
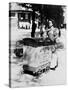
[14,48,23,58]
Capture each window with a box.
[9,11,15,17]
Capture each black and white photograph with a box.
[9,2,66,88]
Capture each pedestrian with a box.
[45,19,60,70]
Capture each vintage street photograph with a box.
[9,2,66,87]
